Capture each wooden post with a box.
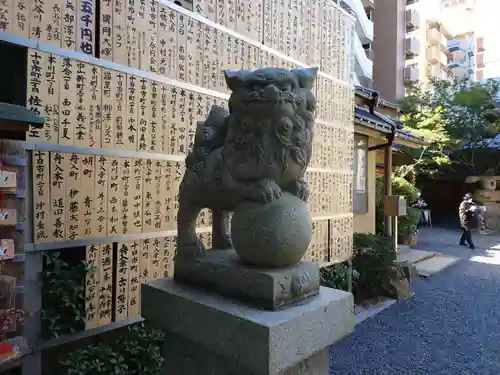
[384,144,392,237]
[347,259,353,293]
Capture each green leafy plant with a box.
[397,207,421,244]
[391,176,421,203]
[375,175,421,242]
[320,263,350,291]
[399,77,500,176]
[41,251,94,340]
[392,177,422,243]
[321,234,405,303]
[58,322,164,375]
[351,233,398,302]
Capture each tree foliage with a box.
[398,77,500,176]
[401,77,500,142]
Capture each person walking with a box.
[459,193,476,249]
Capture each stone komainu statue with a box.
[177,67,319,258]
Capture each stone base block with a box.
[163,333,330,375]
[174,249,320,310]
[141,279,354,375]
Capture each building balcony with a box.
[427,65,451,81]
[405,37,420,58]
[447,39,462,52]
[354,36,373,79]
[448,59,468,69]
[427,66,436,78]
[404,66,419,83]
[450,66,467,79]
[477,37,485,52]
[405,9,420,30]
[342,0,373,43]
[427,28,439,44]
[428,47,447,66]
[452,49,466,61]
[477,53,485,68]
[427,28,447,49]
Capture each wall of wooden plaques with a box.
[82,230,215,328]
[0,0,96,55]
[4,0,353,82]
[21,0,356,328]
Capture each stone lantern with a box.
[465,170,500,232]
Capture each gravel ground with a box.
[329,228,500,375]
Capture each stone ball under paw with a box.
[231,192,313,268]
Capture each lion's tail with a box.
[185,105,229,168]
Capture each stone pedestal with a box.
[174,249,320,310]
[141,279,354,375]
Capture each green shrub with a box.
[41,251,92,340]
[398,207,421,243]
[351,233,397,302]
[392,176,420,203]
[375,176,386,235]
[375,175,421,242]
[392,177,421,243]
[58,322,164,375]
[320,233,402,303]
[320,263,350,291]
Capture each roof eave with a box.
[354,117,427,148]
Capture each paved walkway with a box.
[329,228,500,375]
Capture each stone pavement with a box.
[329,227,500,375]
[417,227,500,258]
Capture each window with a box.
[353,134,368,213]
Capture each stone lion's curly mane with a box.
[222,69,316,173]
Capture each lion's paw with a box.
[256,179,282,204]
[284,180,309,202]
[294,180,309,202]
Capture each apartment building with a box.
[475,36,486,81]
[440,0,477,81]
[474,0,499,80]
[340,0,375,88]
[373,0,479,103]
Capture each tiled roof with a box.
[354,105,392,132]
[354,105,427,146]
[463,134,500,149]
[354,85,379,110]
